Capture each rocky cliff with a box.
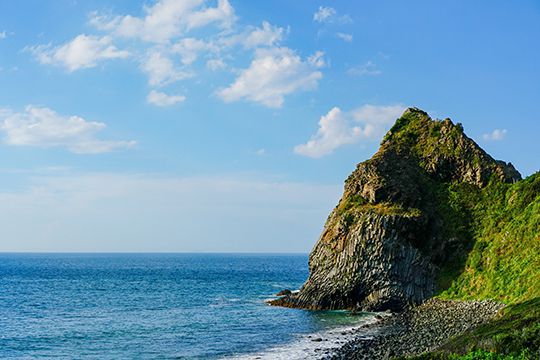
[271,108,522,311]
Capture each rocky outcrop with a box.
[270,108,521,311]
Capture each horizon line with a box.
[0,251,310,255]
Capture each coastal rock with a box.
[270,108,521,311]
[276,289,292,296]
[327,299,505,359]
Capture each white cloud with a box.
[0,106,136,154]
[28,34,129,72]
[215,21,285,50]
[294,104,406,158]
[84,3,289,90]
[141,49,192,86]
[308,50,326,68]
[146,90,186,106]
[218,47,324,108]
[336,32,353,42]
[186,0,235,31]
[313,6,336,23]
[171,37,215,65]
[0,31,6,39]
[90,0,235,43]
[243,21,285,48]
[313,6,352,24]
[482,129,507,141]
[347,61,381,76]
[31,1,318,106]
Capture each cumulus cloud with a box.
[146,90,186,106]
[336,32,353,42]
[294,104,406,158]
[218,47,324,108]
[186,0,235,31]
[27,35,129,72]
[30,1,325,106]
[347,61,381,76]
[90,0,235,43]
[0,106,136,154]
[482,129,507,141]
[171,37,215,65]
[243,21,285,48]
[141,49,193,86]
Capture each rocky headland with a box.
[270,108,539,359]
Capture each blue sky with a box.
[0,0,538,252]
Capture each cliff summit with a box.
[270,108,534,312]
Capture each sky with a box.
[0,0,538,252]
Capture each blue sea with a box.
[0,253,375,359]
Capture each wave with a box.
[223,313,381,360]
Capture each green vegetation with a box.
[439,172,540,303]
[409,349,535,359]
[383,109,471,163]
[384,109,538,304]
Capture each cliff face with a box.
[271,108,522,311]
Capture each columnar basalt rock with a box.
[270,108,521,311]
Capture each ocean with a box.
[0,253,375,359]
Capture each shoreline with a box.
[226,312,381,360]
[323,298,505,359]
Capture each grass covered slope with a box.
[440,172,540,303]
[421,174,540,359]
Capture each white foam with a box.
[223,314,381,360]
[263,289,300,303]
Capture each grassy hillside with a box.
[406,171,539,359]
[439,172,540,303]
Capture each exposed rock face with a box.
[270,108,521,311]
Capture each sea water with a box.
[0,253,375,359]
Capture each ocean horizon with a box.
[0,253,374,359]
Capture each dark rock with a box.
[275,289,292,296]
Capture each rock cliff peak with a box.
[270,108,524,311]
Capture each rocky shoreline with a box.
[323,299,505,359]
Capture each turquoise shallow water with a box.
[0,253,370,359]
